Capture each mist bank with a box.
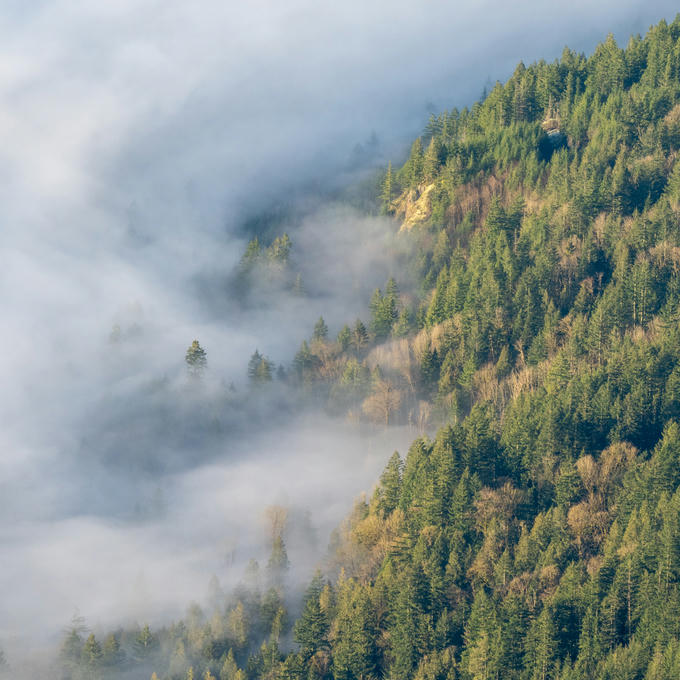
[1,411,413,661]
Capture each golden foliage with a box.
[362,379,403,426]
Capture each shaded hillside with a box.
[59,16,680,680]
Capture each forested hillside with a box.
[60,17,680,680]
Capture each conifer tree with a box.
[337,324,352,351]
[241,237,261,268]
[313,317,329,341]
[135,624,156,659]
[332,583,378,680]
[352,319,369,350]
[186,340,207,378]
[294,572,329,658]
[424,137,444,181]
[220,649,240,680]
[267,535,290,588]
[248,349,274,385]
[377,451,402,516]
[102,633,125,667]
[406,138,425,187]
[81,633,103,668]
[381,161,394,214]
[393,307,413,338]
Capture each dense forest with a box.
[58,16,680,680]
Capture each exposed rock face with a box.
[542,114,566,148]
[393,183,435,230]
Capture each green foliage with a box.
[294,572,329,658]
[369,283,399,340]
[235,233,296,298]
[337,324,352,351]
[313,317,329,341]
[84,17,680,680]
[332,582,378,680]
[248,349,274,385]
[352,319,369,350]
[381,161,395,214]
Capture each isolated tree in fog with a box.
[267,535,290,578]
[248,349,274,385]
[185,340,207,378]
[293,272,305,296]
[313,316,329,341]
[59,610,88,673]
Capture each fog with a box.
[1,0,678,670]
[1,416,412,660]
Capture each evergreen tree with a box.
[393,307,413,338]
[332,583,378,680]
[353,319,369,351]
[376,451,402,516]
[135,624,156,660]
[313,317,329,341]
[241,237,261,268]
[186,340,207,378]
[269,233,292,264]
[248,349,274,385]
[81,633,102,669]
[294,572,329,658]
[406,138,425,187]
[267,535,290,588]
[102,633,125,667]
[381,161,395,214]
[337,324,352,351]
[293,273,305,296]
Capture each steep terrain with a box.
[59,16,680,680]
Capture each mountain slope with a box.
[59,16,680,680]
